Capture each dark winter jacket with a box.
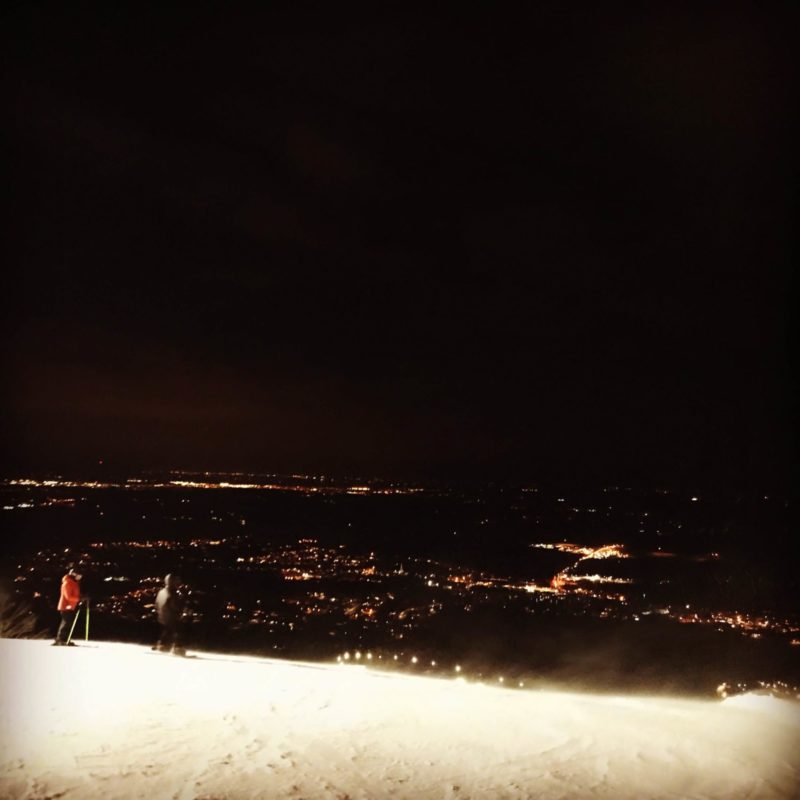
[155,586,185,626]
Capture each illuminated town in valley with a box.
[2,471,796,698]
[3,7,794,797]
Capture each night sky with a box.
[3,5,795,488]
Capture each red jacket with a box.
[58,574,81,611]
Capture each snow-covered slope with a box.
[1,639,798,799]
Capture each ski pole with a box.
[85,599,90,641]
[66,604,82,644]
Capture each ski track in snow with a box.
[1,639,798,799]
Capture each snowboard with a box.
[149,647,196,658]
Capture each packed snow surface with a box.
[1,639,798,799]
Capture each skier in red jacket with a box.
[53,567,82,645]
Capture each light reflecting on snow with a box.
[1,639,798,799]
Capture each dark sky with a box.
[2,5,795,487]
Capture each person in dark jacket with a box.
[153,573,186,654]
[53,567,82,645]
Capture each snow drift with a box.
[1,639,798,799]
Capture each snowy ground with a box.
[1,639,798,799]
